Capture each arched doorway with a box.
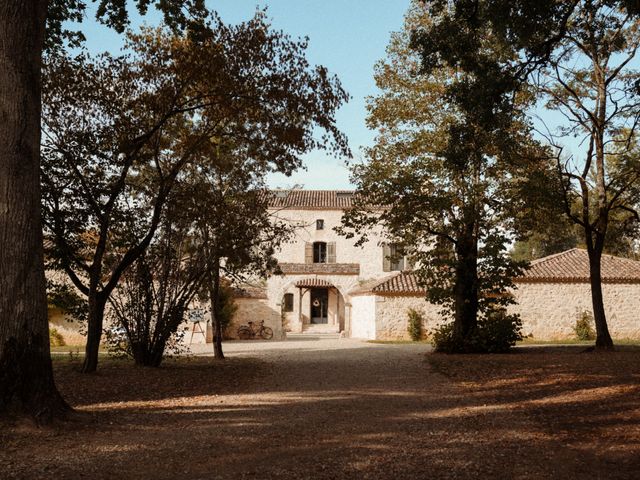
[281,278,346,333]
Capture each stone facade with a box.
[511,281,640,340]
[260,202,401,335]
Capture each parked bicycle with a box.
[236,320,274,340]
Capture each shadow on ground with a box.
[2,344,639,479]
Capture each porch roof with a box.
[295,278,335,289]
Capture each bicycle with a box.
[236,320,274,340]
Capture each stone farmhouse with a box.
[228,190,640,341]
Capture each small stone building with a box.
[347,249,640,340]
[511,248,640,340]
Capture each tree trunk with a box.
[587,241,614,350]
[452,225,479,348]
[82,291,107,373]
[208,256,224,360]
[0,0,71,422]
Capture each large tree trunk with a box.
[208,256,224,360]
[0,0,70,421]
[452,225,479,347]
[82,291,107,373]
[587,240,614,350]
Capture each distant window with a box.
[313,242,327,263]
[316,219,324,230]
[283,293,294,312]
[336,192,353,199]
[389,243,405,271]
[274,190,289,198]
[384,243,405,272]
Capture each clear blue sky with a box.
[77,0,412,190]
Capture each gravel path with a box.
[5,338,633,479]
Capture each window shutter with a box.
[327,242,336,263]
[305,242,313,264]
[404,255,413,271]
[382,243,391,272]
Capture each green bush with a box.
[407,308,424,341]
[431,309,523,353]
[49,327,66,347]
[574,310,596,341]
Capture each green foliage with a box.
[407,308,424,341]
[431,310,523,354]
[45,0,208,51]
[217,283,238,338]
[339,1,533,345]
[49,328,66,347]
[46,280,88,326]
[574,310,596,341]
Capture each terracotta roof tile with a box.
[518,248,640,283]
[268,190,356,209]
[294,278,336,288]
[351,272,426,296]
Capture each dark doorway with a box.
[310,288,329,324]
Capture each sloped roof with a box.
[295,278,336,288]
[518,248,640,283]
[350,249,640,297]
[231,286,268,299]
[351,272,426,296]
[268,190,356,209]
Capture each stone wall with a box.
[229,297,283,340]
[511,281,640,340]
[374,296,442,340]
[351,281,640,341]
[185,297,283,343]
[48,307,85,346]
[270,208,388,279]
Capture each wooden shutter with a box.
[305,242,313,264]
[327,242,336,263]
[404,255,413,271]
[382,243,391,272]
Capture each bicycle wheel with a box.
[237,326,252,340]
[260,326,274,340]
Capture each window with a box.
[313,242,327,263]
[305,242,336,264]
[383,243,405,272]
[283,293,294,312]
[316,219,324,230]
[389,244,405,271]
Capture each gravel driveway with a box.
[5,337,632,479]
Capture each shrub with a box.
[431,309,523,353]
[49,327,66,347]
[218,284,238,338]
[407,308,425,341]
[574,310,596,341]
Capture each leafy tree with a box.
[408,1,640,350]
[0,0,205,421]
[340,1,538,351]
[531,2,640,349]
[106,198,206,367]
[42,15,348,371]
[185,145,295,359]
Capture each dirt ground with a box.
[2,338,640,479]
